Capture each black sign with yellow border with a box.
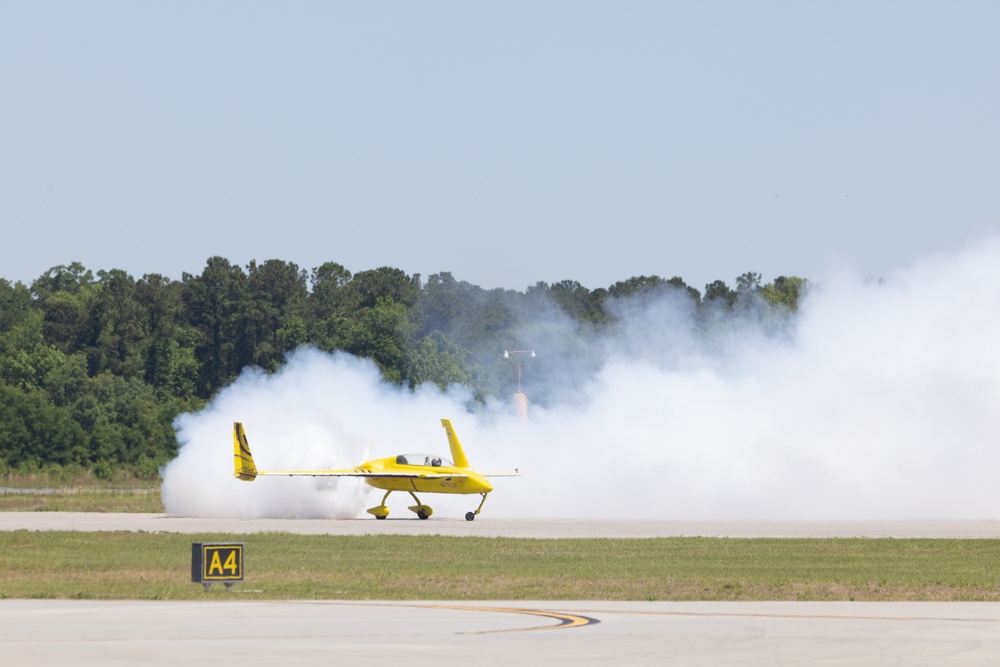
[191,542,244,589]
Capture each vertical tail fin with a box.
[440,418,471,469]
[233,422,258,481]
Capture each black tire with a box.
[465,512,476,522]
[375,514,387,520]
[417,509,429,520]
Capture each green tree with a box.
[72,372,178,468]
[135,273,193,397]
[37,289,95,354]
[0,384,88,468]
[334,297,414,382]
[43,352,90,408]
[413,272,472,338]
[277,315,309,353]
[0,279,32,332]
[0,292,66,392]
[607,275,699,307]
[348,267,421,310]
[735,271,762,294]
[703,279,736,308]
[405,332,473,389]
[760,276,807,312]
[182,257,247,397]
[87,269,145,378]
[239,259,308,371]
[666,277,701,303]
[608,275,668,298]
[31,263,97,356]
[30,262,95,300]
[307,262,353,345]
[546,280,608,323]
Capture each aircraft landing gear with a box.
[407,491,433,520]
[366,490,392,520]
[466,492,489,521]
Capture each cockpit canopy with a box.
[395,453,453,467]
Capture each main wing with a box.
[255,469,469,480]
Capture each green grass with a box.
[0,488,164,513]
[0,466,161,489]
[1,532,999,601]
[0,473,163,512]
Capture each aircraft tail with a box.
[440,418,471,469]
[233,422,258,481]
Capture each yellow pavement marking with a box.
[309,601,600,634]
[419,604,600,634]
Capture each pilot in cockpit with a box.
[431,457,442,467]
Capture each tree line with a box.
[0,258,805,478]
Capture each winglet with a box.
[440,418,471,469]
[233,422,258,481]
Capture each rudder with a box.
[233,422,258,481]
[440,418,471,469]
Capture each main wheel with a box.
[375,514,387,520]
[417,509,429,520]
[465,511,475,522]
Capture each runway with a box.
[3,599,1000,666]
[4,512,1000,538]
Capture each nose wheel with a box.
[465,492,489,521]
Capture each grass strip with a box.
[0,489,163,513]
[1,532,999,601]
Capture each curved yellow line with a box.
[313,601,600,634]
[418,604,600,634]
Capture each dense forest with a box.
[0,258,805,478]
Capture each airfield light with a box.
[503,350,535,418]
[503,349,535,393]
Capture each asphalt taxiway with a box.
[3,599,1000,666]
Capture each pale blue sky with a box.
[2,2,998,292]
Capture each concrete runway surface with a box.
[5,513,1000,665]
[3,599,1000,666]
[4,512,1000,538]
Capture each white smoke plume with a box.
[162,234,1000,519]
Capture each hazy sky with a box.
[2,2,998,292]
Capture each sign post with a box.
[191,542,244,591]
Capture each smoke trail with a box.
[162,234,1000,519]
[161,350,476,518]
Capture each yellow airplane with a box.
[233,418,518,521]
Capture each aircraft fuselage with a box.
[357,456,493,495]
